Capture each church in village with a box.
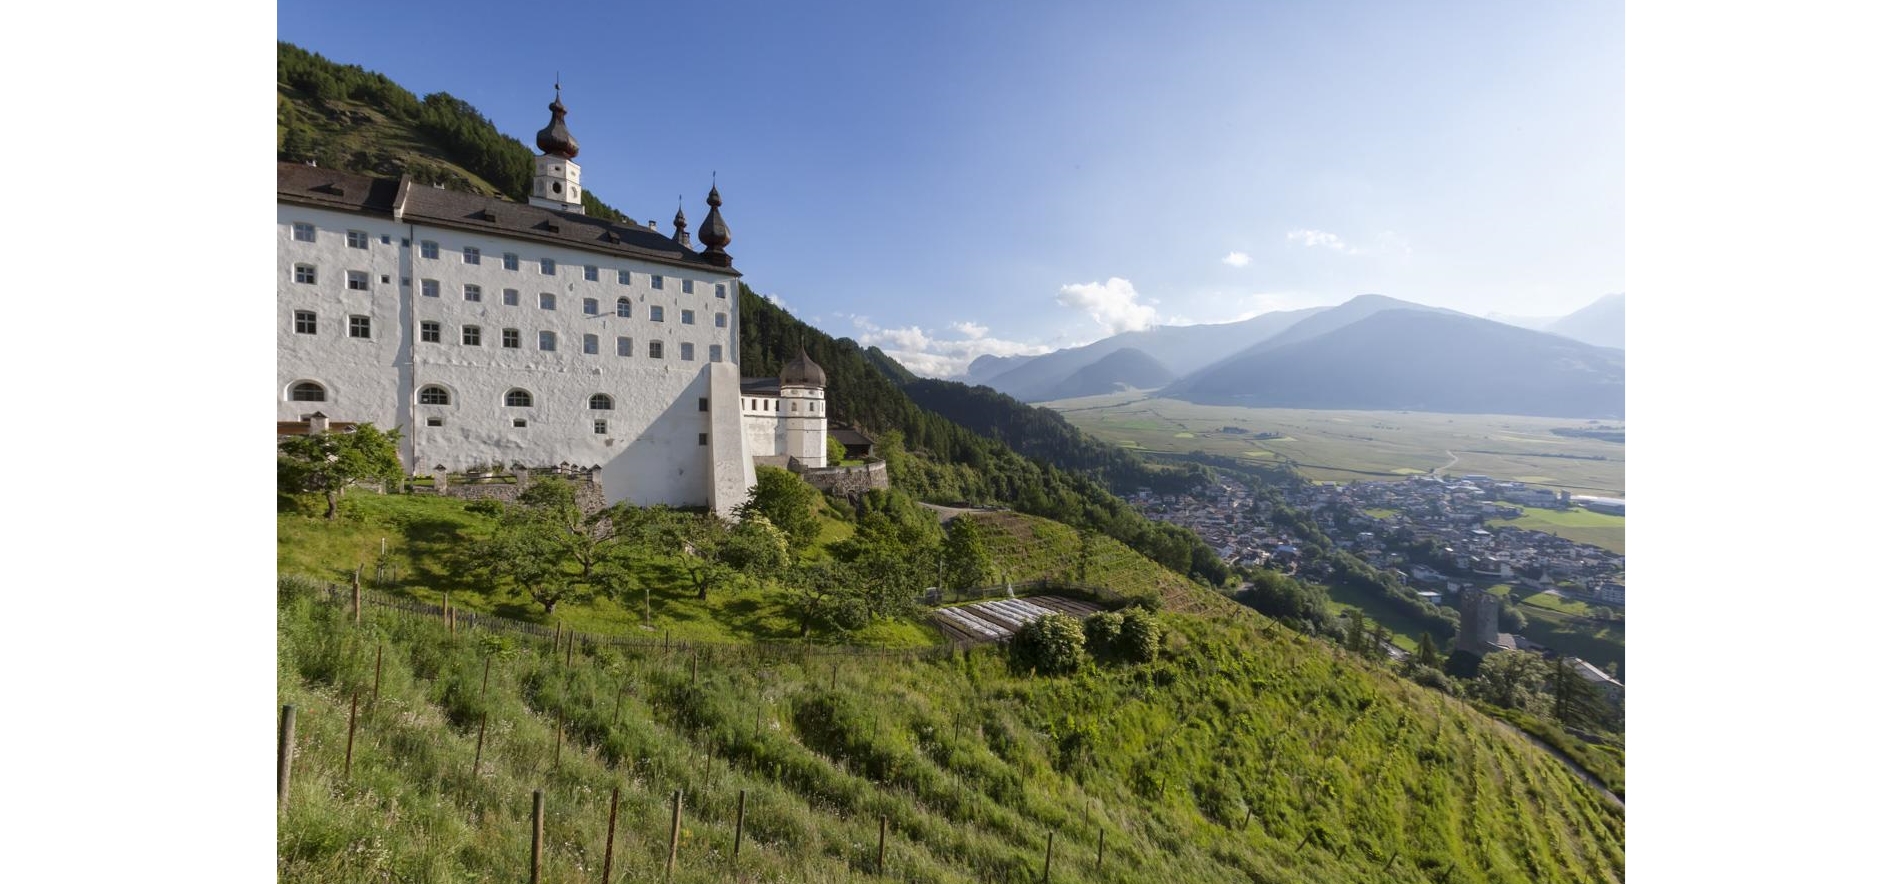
[277,88,827,514]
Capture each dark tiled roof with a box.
[277,162,741,277]
[740,378,782,396]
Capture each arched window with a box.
[505,389,533,407]
[589,393,614,411]
[616,297,632,318]
[290,381,326,402]
[418,386,450,405]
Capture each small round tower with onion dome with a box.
[778,350,827,466]
[528,82,583,213]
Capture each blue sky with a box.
[279,0,1624,376]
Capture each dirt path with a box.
[1432,449,1460,475]
[1490,718,1624,809]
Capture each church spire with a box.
[528,79,583,212]
[697,175,732,267]
[534,79,579,158]
[674,196,690,246]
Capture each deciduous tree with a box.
[277,423,403,520]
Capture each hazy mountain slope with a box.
[986,307,1324,402]
[1168,309,1626,417]
[1544,294,1625,349]
[1042,347,1175,400]
[959,353,1037,384]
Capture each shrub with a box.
[1009,614,1086,675]
[1117,607,1163,663]
[1083,611,1125,659]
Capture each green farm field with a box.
[1042,395,1625,497]
[1485,507,1625,555]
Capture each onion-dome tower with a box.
[778,349,828,466]
[674,200,691,246]
[528,82,583,212]
[698,180,733,267]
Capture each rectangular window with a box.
[649,305,664,322]
[584,265,599,281]
[462,325,482,346]
[347,271,369,291]
[539,330,556,351]
[294,264,316,285]
[698,432,709,446]
[648,340,663,359]
[650,274,664,289]
[503,328,521,349]
[681,309,695,325]
[540,258,556,276]
[349,315,371,339]
[618,270,631,285]
[425,417,444,428]
[683,279,696,294]
[347,230,368,249]
[513,418,528,428]
[293,310,317,335]
[503,253,520,271]
[503,288,520,306]
[680,342,695,361]
[420,240,439,259]
[716,284,726,299]
[709,344,723,363]
[421,279,440,298]
[594,419,608,435]
[698,397,709,412]
[583,297,599,315]
[616,336,633,357]
[714,312,727,328]
[420,321,441,343]
[293,222,316,243]
[463,246,480,265]
[464,284,481,302]
[540,293,556,310]
[583,333,599,354]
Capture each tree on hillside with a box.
[517,478,618,579]
[1010,614,1087,675]
[940,516,992,591]
[1550,657,1614,731]
[1414,632,1442,671]
[1474,649,1553,718]
[277,423,403,520]
[738,466,822,550]
[466,503,581,614]
[827,434,849,465]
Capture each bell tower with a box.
[528,81,583,213]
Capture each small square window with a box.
[684,279,695,294]
[698,432,709,446]
[585,265,599,281]
[293,310,316,335]
[513,418,528,428]
[617,336,633,357]
[503,253,520,271]
[420,321,441,343]
[539,330,557,351]
[698,397,709,412]
[421,279,440,298]
[584,333,599,355]
[347,271,369,291]
[680,342,695,361]
[294,264,316,285]
[540,258,556,276]
[648,340,663,359]
[503,328,521,349]
[710,344,723,363]
[464,284,482,302]
[650,274,664,289]
[583,297,599,315]
[681,309,695,325]
[347,230,368,249]
[540,293,556,311]
[349,315,371,339]
[381,274,391,284]
[503,288,520,306]
[714,312,727,328]
[426,417,444,428]
[618,270,631,285]
[462,325,482,346]
[293,222,315,243]
[594,419,608,435]
[420,241,439,260]
[463,246,480,265]
[649,305,664,322]
[716,284,727,299]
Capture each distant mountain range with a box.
[963,293,1624,418]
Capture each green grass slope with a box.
[278,583,1623,883]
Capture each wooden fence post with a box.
[370,644,383,715]
[831,663,839,691]
[666,789,683,882]
[600,785,620,884]
[732,789,747,868]
[472,710,488,778]
[554,715,563,772]
[529,790,545,884]
[877,815,887,877]
[1042,830,1054,883]
[352,564,363,625]
[1097,826,1105,869]
[481,655,492,698]
[343,691,360,781]
[567,631,576,667]
[277,705,296,810]
[443,592,451,629]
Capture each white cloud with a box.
[1284,229,1411,259]
[854,320,1052,378]
[1055,277,1157,335]
[1222,251,1252,267]
[764,292,795,315]
[1287,228,1353,252]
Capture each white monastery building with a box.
[277,88,826,514]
